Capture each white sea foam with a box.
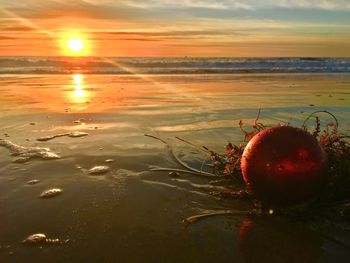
[0,139,61,163]
[0,57,349,74]
[37,131,88,141]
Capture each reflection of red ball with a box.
[241,126,328,205]
[238,218,323,263]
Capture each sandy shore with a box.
[0,73,349,262]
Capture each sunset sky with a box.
[0,0,350,57]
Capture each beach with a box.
[0,72,350,262]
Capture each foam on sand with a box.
[37,131,89,142]
[0,139,61,163]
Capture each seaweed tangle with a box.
[146,110,350,224]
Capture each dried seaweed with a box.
[303,112,350,212]
[183,210,249,225]
[144,134,217,178]
[146,110,350,223]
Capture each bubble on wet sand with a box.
[22,233,46,244]
[27,179,39,185]
[37,131,88,142]
[68,131,89,138]
[0,139,60,163]
[22,233,69,246]
[88,165,110,175]
[40,188,63,198]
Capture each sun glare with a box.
[61,31,90,56]
[68,39,84,53]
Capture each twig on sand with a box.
[302,110,339,129]
[183,210,249,225]
[175,136,211,154]
[145,134,217,177]
[144,134,168,145]
[150,167,218,178]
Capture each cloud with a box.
[122,0,229,10]
[0,0,149,20]
[2,0,350,24]
[92,29,246,36]
[1,0,349,42]
[0,35,15,40]
[121,0,350,11]
[262,0,350,11]
[0,25,35,31]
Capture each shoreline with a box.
[1,72,350,77]
[0,73,349,262]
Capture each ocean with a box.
[1,56,350,74]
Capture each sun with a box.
[60,31,90,56]
[68,39,84,53]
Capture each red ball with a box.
[241,126,328,206]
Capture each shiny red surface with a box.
[241,126,328,205]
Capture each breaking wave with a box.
[1,57,349,74]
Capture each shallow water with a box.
[0,73,350,262]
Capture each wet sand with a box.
[0,74,350,262]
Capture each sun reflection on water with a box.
[73,74,84,98]
[69,74,90,109]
